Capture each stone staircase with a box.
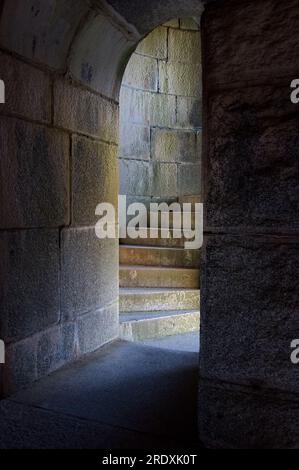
[119,234,201,342]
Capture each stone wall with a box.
[0,66,120,394]
[119,18,202,204]
[0,4,123,395]
[199,0,299,449]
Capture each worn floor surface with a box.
[0,340,200,449]
[141,332,200,352]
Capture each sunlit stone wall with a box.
[119,18,202,206]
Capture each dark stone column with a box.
[200,0,299,448]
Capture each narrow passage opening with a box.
[118,17,202,353]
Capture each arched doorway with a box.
[118,17,202,350]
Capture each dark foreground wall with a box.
[0,0,298,448]
[200,0,299,448]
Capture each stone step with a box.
[120,245,201,268]
[179,196,201,205]
[120,310,200,342]
[120,288,200,313]
[120,237,183,248]
[120,266,200,288]
[124,211,198,229]
[150,211,199,230]
[120,228,196,248]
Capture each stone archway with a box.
[0,0,299,448]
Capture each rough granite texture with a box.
[69,13,136,98]
[77,303,119,355]
[0,230,60,343]
[54,80,118,143]
[199,380,299,449]
[106,0,204,34]
[0,51,51,122]
[0,0,89,70]
[200,235,299,395]
[0,117,70,229]
[3,322,76,394]
[204,0,299,86]
[61,228,118,320]
[205,84,299,231]
[72,136,118,226]
[200,0,299,448]
[119,19,202,202]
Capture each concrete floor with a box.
[141,332,200,352]
[0,340,201,449]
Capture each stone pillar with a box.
[0,3,126,395]
[199,0,299,448]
